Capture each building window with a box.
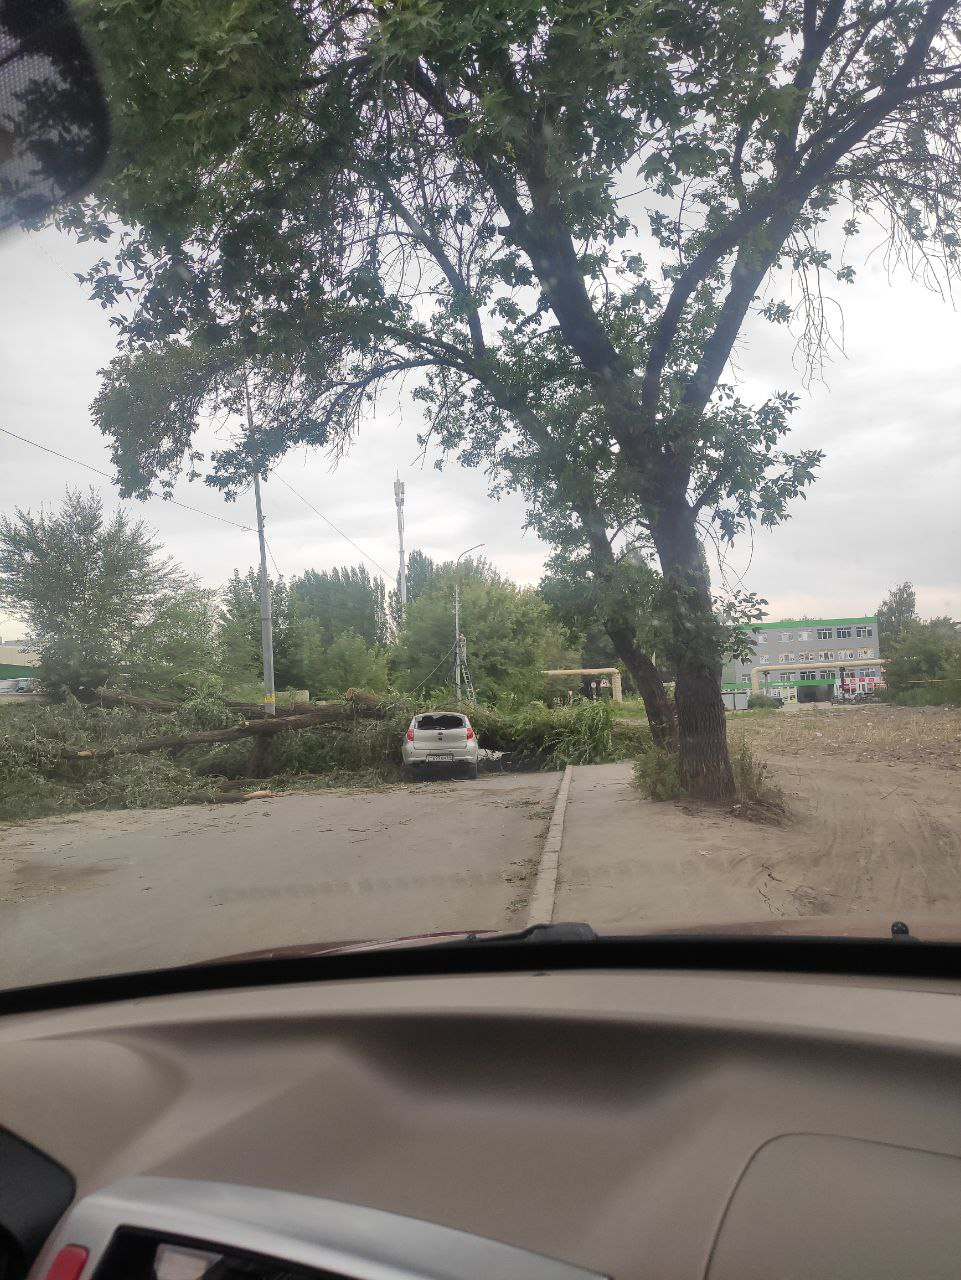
[800,670,818,680]
[818,670,832,680]
[818,650,835,662]
[856,626,873,638]
[778,652,793,663]
[759,653,770,663]
[867,668,877,677]
[784,672,797,682]
[837,627,852,638]
[797,630,812,641]
[857,647,871,658]
[780,631,793,642]
[817,628,833,640]
[837,648,855,660]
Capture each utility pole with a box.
[244,374,276,717]
[454,578,461,696]
[252,473,276,716]
[394,474,407,616]
[453,543,484,698]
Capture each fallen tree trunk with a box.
[57,691,386,760]
[89,686,271,717]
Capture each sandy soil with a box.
[556,706,961,932]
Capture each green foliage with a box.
[0,489,216,698]
[292,627,390,698]
[291,566,389,647]
[0,698,221,821]
[730,739,784,814]
[881,620,961,705]
[218,563,392,697]
[78,755,213,811]
[218,567,295,687]
[391,558,577,703]
[876,583,919,652]
[633,748,681,801]
[747,692,781,709]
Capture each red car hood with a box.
[206,915,961,965]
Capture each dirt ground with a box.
[731,701,961,770]
[555,705,961,931]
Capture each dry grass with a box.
[731,703,961,770]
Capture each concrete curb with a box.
[526,765,573,927]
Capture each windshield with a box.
[1,0,960,990]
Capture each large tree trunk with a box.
[650,496,735,800]
[578,507,677,751]
[604,619,676,750]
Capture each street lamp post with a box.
[454,543,484,696]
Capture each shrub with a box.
[730,738,785,814]
[633,747,681,800]
[878,679,961,707]
[747,692,781,710]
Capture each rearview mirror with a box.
[0,0,108,232]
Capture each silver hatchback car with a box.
[402,711,479,779]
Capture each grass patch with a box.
[614,697,649,721]
[729,737,785,821]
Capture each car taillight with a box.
[466,727,474,739]
[406,728,414,740]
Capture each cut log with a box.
[55,690,387,761]
[189,788,276,804]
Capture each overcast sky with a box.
[1,217,959,639]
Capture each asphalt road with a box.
[0,775,560,989]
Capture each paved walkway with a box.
[0,774,560,988]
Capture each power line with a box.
[263,535,283,578]
[0,426,254,531]
[414,642,457,693]
[274,474,395,579]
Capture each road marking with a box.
[526,765,573,927]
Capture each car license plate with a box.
[427,753,454,762]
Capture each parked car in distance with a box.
[402,711,479,780]
[0,677,41,695]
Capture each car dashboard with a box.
[3,956,961,1280]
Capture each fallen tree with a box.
[56,690,386,760]
[87,686,273,717]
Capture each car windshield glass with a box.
[1,0,960,992]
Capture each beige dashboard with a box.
[3,967,961,1279]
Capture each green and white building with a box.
[722,616,885,705]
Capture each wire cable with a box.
[263,535,283,578]
[413,642,457,693]
[0,426,254,531]
[274,473,395,579]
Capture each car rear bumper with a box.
[402,746,478,766]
